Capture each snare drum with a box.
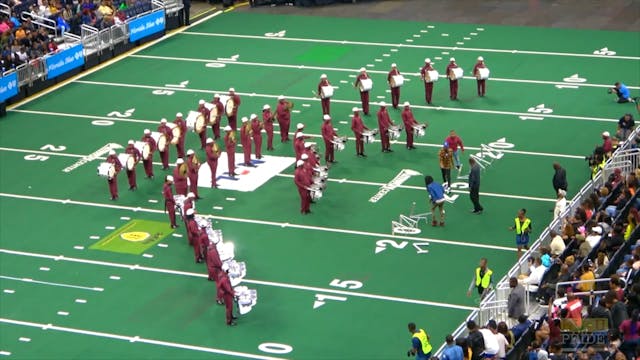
[358,78,373,92]
[425,70,439,83]
[118,153,135,171]
[362,129,378,144]
[173,194,186,216]
[477,67,490,80]
[413,124,427,137]
[388,125,402,140]
[449,67,464,80]
[167,123,181,144]
[151,131,167,152]
[225,97,235,117]
[331,136,346,151]
[134,141,150,160]
[309,185,323,201]
[321,86,334,99]
[390,75,404,88]
[97,162,115,179]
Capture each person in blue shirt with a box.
[441,334,464,360]
[408,322,432,360]
[610,82,637,103]
[511,314,532,341]
[425,175,446,227]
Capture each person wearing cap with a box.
[317,74,331,115]
[276,95,292,142]
[509,208,532,259]
[124,139,141,190]
[354,67,371,115]
[205,138,221,188]
[140,129,157,179]
[157,119,173,170]
[609,82,636,104]
[186,149,201,198]
[174,112,187,158]
[294,132,306,161]
[321,114,338,164]
[425,175,446,227]
[402,102,419,150]
[250,114,263,159]
[552,162,567,196]
[407,322,432,360]
[197,100,211,149]
[387,63,402,109]
[377,102,394,153]
[163,176,178,228]
[183,192,196,220]
[185,209,203,263]
[262,104,275,151]
[617,113,635,141]
[172,158,188,196]
[472,56,487,97]
[294,159,312,214]
[216,265,237,326]
[445,130,465,170]
[240,117,254,167]
[420,58,436,104]
[301,153,315,177]
[602,131,613,156]
[226,88,241,130]
[351,107,369,158]
[106,150,122,200]
[210,94,224,140]
[303,142,319,168]
[294,123,307,139]
[224,126,237,178]
[438,141,454,192]
[445,58,460,100]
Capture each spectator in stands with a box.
[465,321,484,360]
[496,322,513,353]
[610,276,625,301]
[601,223,625,253]
[508,277,525,323]
[539,263,571,306]
[617,113,635,141]
[619,309,640,358]
[549,230,566,256]
[586,226,603,248]
[605,291,629,330]
[540,246,552,268]
[478,324,499,359]
[97,0,116,28]
[566,290,583,328]
[561,219,575,243]
[440,334,464,360]
[527,341,548,360]
[454,338,470,360]
[80,0,96,12]
[589,297,613,330]
[576,234,591,260]
[625,208,639,240]
[553,190,567,219]
[576,263,595,293]
[547,342,566,360]
[519,257,546,292]
[594,251,609,277]
[511,315,531,341]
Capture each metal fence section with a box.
[14,58,46,87]
[157,0,183,15]
[603,149,640,186]
[20,11,59,38]
[111,22,128,44]
[81,25,101,56]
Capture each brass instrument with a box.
[178,163,187,176]
[229,130,236,143]
[212,142,220,153]
[191,154,200,167]
[286,101,294,111]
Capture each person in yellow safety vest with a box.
[407,322,432,360]
[591,157,606,179]
[467,257,493,300]
[509,208,532,259]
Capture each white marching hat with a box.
[304,142,314,148]
[144,129,151,134]
[263,104,271,110]
[214,94,221,98]
[425,58,431,63]
[379,101,387,106]
[391,63,397,67]
[403,101,411,107]
[187,192,195,198]
[301,153,309,160]
[603,131,610,137]
[359,67,366,72]
[224,125,232,131]
[241,117,249,123]
[323,114,331,120]
[228,87,235,92]
[108,150,116,155]
[187,149,195,155]
[296,159,304,167]
[176,158,184,164]
[186,208,194,216]
[449,57,456,62]
[352,107,359,112]
[478,56,484,61]
[160,118,167,123]
[128,140,134,145]
[166,175,173,182]
[176,112,183,117]
[199,99,205,105]
[296,132,304,138]
[277,95,285,100]
[297,123,304,129]
[320,74,327,79]
[206,138,213,144]
[250,114,257,120]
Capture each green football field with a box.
[1,9,639,359]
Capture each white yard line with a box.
[0,275,103,292]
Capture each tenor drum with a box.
[309,185,323,201]
[358,78,373,92]
[151,131,167,152]
[234,286,258,315]
[425,70,439,83]
[362,129,379,144]
[225,97,235,117]
[134,141,150,160]
[388,125,402,140]
[477,67,490,80]
[449,67,464,80]
[118,153,135,171]
[97,162,115,178]
[321,85,334,99]
[390,75,404,88]
[173,194,186,216]
[331,136,346,151]
[167,123,181,144]
[413,124,427,137]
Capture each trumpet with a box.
[286,101,294,111]
[191,154,200,167]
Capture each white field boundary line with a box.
[71,80,619,123]
[180,31,640,61]
[0,275,104,292]
[0,146,571,202]
[0,248,477,311]
[129,54,640,90]
[0,193,516,252]
[0,318,287,360]
[2,111,587,159]
[7,10,225,111]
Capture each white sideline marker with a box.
[73,246,84,250]
[405,39,414,42]
[442,51,449,55]
[39,267,50,271]
[142,254,153,258]
[441,33,449,37]
[427,25,435,28]
[75,299,87,304]
[225,197,236,201]
[412,34,421,38]
[0,351,11,356]
[456,42,464,45]
[339,80,348,84]
[120,216,130,220]
[157,243,168,248]
[147,199,158,204]
[89,236,99,240]
[366,64,374,67]
[390,49,398,52]
[213,206,224,210]
[3,289,15,294]
[302,103,312,107]
[172,233,183,238]
[57,311,69,316]
[382,53,390,57]
[477,27,485,31]
[470,32,478,35]
[109,276,120,280]
[376,96,385,99]
[348,74,356,78]
[420,30,428,33]
[434,57,442,60]
[338,121,348,125]
[464,37,471,40]
[19,337,31,342]
[105,226,115,230]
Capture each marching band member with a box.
[321,114,338,164]
[473,56,487,97]
[210,94,224,139]
[205,138,221,188]
[250,114,263,159]
[294,159,312,214]
[420,58,435,104]
[185,208,203,263]
[224,126,237,178]
[124,139,141,190]
[402,102,419,150]
[387,63,402,109]
[446,58,460,100]
[240,117,253,167]
[295,123,305,138]
[197,99,211,149]
[227,88,241,130]
[355,67,371,115]
[206,238,223,281]
[351,107,369,158]
[318,74,331,115]
[197,225,209,267]
[216,267,237,326]
[183,192,196,217]
[140,129,156,178]
[377,102,394,153]
[157,118,173,170]
[301,153,314,177]
[163,176,178,228]
[294,132,306,161]
[173,158,188,196]
[276,95,291,142]
[303,142,319,168]
[262,104,275,150]
[174,112,187,158]
[106,149,122,200]
[186,149,201,199]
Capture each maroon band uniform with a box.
[472,57,487,97]
[140,131,157,178]
[387,64,401,108]
[276,97,291,143]
[226,89,241,130]
[174,114,187,159]
[250,115,263,159]
[402,103,419,149]
[210,96,224,140]
[205,139,221,188]
[124,141,141,190]
[240,119,253,166]
[355,69,370,115]
[420,59,435,104]
[216,271,236,325]
[173,160,188,196]
[186,151,200,198]
[318,75,331,115]
[377,103,393,152]
[197,101,211,149]
[106,152,122,200]
[162,178,177,228]
[321,115,338,163]
[351,108,368,157]
[445,58,459,100]
[224,128,237,178]
[294,161,312,214]
[157,120,173,170]
[262,105,275,150]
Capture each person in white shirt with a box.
[549,230,566,256]
[519,257,547,292]
[478,327,500,358]
[586,226,603,248]
[554,189,567,219]
[487,320,508,359]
